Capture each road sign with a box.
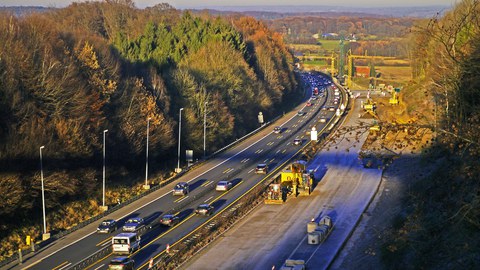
[258,112,264,125]
[186,150,193,162]
[311,127,318,141]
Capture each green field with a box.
[289,40,349,54]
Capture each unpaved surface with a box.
[183,96,384,270]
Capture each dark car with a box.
[122,218,144,232]
[293,138,302,146]
[195,204,214,216]
[172,182,189,196]
[297,111,306,116]
[108,257,135,270]
[160,214,180,227]
[273,126,282,134]
[255,164,269,174]
[97,219,117,233]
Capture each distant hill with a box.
[0,6,53,16]
[189,5,449,18]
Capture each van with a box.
[112,232,140,255]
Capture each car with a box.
[311,95,317,100]
[273,126,282,134]
[195,204,214,216]
[297,111,306,116]
[122,218,144,232]
[255,164,269,174]
[172,182,189,196]
[328,106,336,111]
[306,101,312,107]
[160,214,180,227]
[321,106,328,111]
[216,180,233,191]
[319,117,327,123]
[97,219,117,233]
[108,257,135,270]
[293,138,302,145]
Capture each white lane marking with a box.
[93,264,104,270]
[256,149,264,154]
[58,263,72,270]
[24,93,308,267]
[264,159,269,163]
[276,150,281,154]
[248,169,254,173]
[204,196,214,203]
[176,196,189,203]
[101,241,110,247]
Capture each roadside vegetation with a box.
[381,0,480,268]
[283,1,479,268]
[0,1,299,260]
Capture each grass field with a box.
[289,40,349,54]
[352,66,412,88]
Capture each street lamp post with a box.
[39,146,50,240]
[102,129,108,211]
[204,102,207,159]
[176,108,184,173]
[144,118,151,189]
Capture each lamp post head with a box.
[180,108,184,112]
[40,145,45,150]
[104,129,108,133]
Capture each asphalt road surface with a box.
[184,92,382,270]
[9,72,340,270]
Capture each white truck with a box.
[280,259,306,270]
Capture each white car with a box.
[320,117,327,123]
[216,181,233,191]
[293,138,302,145]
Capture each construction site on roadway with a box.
[183,92,383,270]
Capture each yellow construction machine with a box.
[389,88,400,105]
[265,160,315,204]
[361,98,377,118]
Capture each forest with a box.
[0,0,298,259]
[382,0,480,268]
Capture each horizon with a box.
[0,0,457,9]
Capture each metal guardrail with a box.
[145,75,348,270]
[0,72,310,269]
[69,245,112,270]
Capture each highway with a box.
[17,72,341,270]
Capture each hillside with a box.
[0,1,299,260]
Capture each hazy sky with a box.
[0,0,459,8]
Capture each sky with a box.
[0,0,459,8]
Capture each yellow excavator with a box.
[361,98,377,118]
[265,160,315,204]
[389,88,400,105]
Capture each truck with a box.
[307,215,332,245]
[265,160,315,204]
[280,259,306,270]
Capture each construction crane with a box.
[300,54,336,76]
[346,50,395,89]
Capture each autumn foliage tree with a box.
[0,1,298,259]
